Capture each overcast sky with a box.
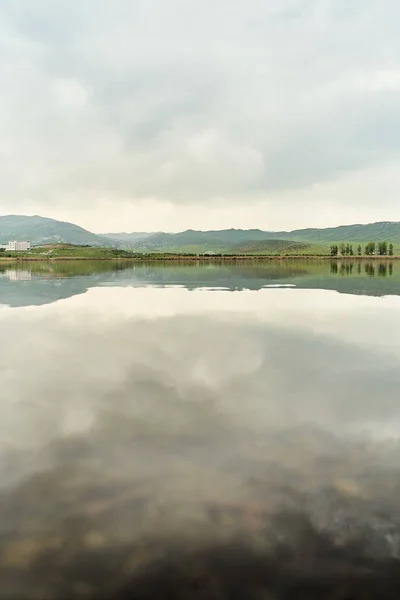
[1,0,400,233]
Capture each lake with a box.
[1,260,400,598]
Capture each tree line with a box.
[330,242,394,257]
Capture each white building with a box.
[0,241,31,251]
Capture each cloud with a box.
[1,0,400,229]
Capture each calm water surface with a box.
[1,260,400,598]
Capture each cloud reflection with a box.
[1,286,400,597]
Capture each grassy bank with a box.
[1,255,400,262]
[0,243,400,261]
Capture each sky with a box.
[1,0,400,233]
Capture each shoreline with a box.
[0,255,399,262]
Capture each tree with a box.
[365,242,376,255]
[349,245,354,256]
[330,244,338,256]
[389,243,394,256]
[339,243,346,256]
[357,245,362,256]
[378,241,388,256]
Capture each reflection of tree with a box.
[389,263,393,276]
[335,262,358,276]
[378,263,387,277]
[345,264,353,274]
[357,263,361,274]
[364,264,375,277]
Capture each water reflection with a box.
[0,260,399,308]
[3,269,33,281]
[379,263,388,276]
[1,285,400,596]
[366,263,375,277]
[329,261,394,278]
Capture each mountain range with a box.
[0,215,113,247]
[1,215,400,254]
[105,221,400,252]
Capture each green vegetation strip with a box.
[1,243,400,261]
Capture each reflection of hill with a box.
[111,262,310,291]
[0,260,131,278]
[0,261,400,307]
[96,261,400,297]
[0,261,131,307]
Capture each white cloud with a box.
[1,0,400,230]
[53,78,90,109]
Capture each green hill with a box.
[117,229,301,253]
[107,222,400,253]
[102,232,156,245]
[230,239,311,254]
[0,215,112,247]
[280,221,400,243]
[2,216,400,254]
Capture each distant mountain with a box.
[105,222,400,252]
[103,232,156,244]
[101,231,160,250]
[2,216,400,253]
[278,221,400,243]
[118,229,294,253]
[231,240,309,254]
[0,215,112,247]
